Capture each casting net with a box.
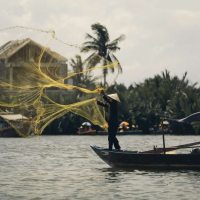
[0,26,120,138]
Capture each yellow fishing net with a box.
[0,26,119,138]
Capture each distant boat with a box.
[0,126,18,137]
[91,113,200,170]
[97,130,143,135]
[77,130,96,135]
[0,114,28,137]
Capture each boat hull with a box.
[0,127,19,137]
[97,131,143,135]
[91,145,200,170]
[77,130,96,135]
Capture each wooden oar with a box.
[140,141,200,154]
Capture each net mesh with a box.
[0,26,119,138]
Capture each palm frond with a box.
[85,33,98,43]
[80,45,99,53]
[82,41,98,46]
[91,23,110,43]
[111,54,122,73]
[108,34,126,46]
[106,45,120,52]
[85,53,101,69]
[191,82,198,88]
[182,72,187,82]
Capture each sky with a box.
[1,0,200,87]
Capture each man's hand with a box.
[101,89,105,95]
[93,98,98,102]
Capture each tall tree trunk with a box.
[103,70,106,88]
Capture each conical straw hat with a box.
[107,93,120,102]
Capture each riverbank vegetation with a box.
[44,23,200,135]
[43,69,200,135]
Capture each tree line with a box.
[43,23,200,135]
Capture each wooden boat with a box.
[97,130,143,135]
[77,130,96,135]
[91,144,200,170]
[117,130,143,135]
[0,115,19,137]
[91,112,200,170]
[0,127,19,137]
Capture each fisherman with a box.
[94,90,121,151]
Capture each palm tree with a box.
[81,23,125,87]
[69,55,99,100]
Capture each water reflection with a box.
[97,166,200,186]
[98,168,123,183]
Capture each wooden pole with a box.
[162,119,166,154]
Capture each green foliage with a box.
[118,70,200,134]
[88,70,198,134]
[69,54,99,101]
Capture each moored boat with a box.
[77,130,96,135]
[97,130,143,135]
[0,114,24,137]
[0,127,19,137]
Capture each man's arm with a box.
[97,100,108,108]
[102,95,111,104]
[101,90,111,104]
[94,97,108,108]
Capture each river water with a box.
[0,135,200,200]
